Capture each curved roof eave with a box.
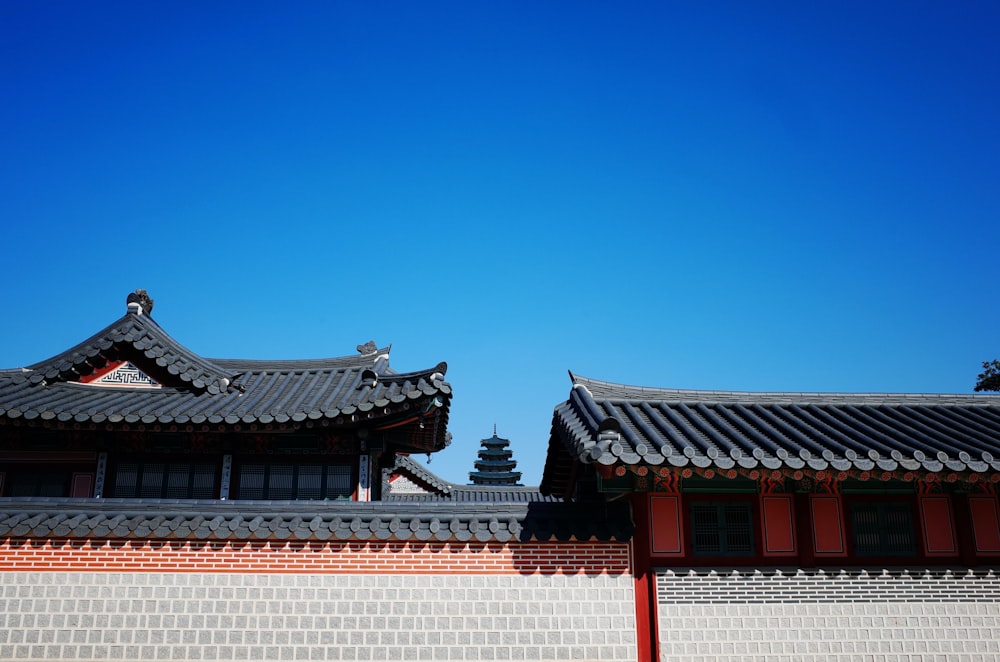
[1,294,452,432]
[546,373,1000,488]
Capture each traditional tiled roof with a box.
[0,497,632,543]
[0,292,452,452]
[542,373,1000,495]
[385,455,454,495]
[389,484,557,504]
[20,307,230,394]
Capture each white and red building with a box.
[2,291,999,660]
[542,373,1000,660]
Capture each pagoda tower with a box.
[468,426,522,486]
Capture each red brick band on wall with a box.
[0,538,631,575]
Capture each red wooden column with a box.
[794,493,815,566]
[953,493,979,566]
[631,494,659,662]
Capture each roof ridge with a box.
[569,373,1000,404]
[207,349,391,372]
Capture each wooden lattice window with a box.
[690,501,755,556]
[112,461,218,499]
[5,470,71,497]
[850,501,916,556]
[235,462,353,500]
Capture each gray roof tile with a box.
[0,296,451,451]
[542,373,1000,494]
[0,497,631,543]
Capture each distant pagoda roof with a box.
[469,426,522,486]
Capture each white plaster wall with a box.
[0,571,637,661]
[656,567,1000,662]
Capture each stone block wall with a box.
[655,567,1000,662]
[0,539,637,661]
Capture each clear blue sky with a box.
[2,2,998,485]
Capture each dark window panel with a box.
[6,471,69,497]
[851,501,916,556]
[690,501,754,556]
[112,461,218,499]
[235,462,353,501]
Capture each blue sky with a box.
[2,2,998,485]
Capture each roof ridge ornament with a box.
[79,360,161,389]
[358,369,378,389]
[357,340,378,356]
[126,289,154,316]
[430,362,447,382]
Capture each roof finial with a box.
[493,422,497,437]
[126,289,154,316]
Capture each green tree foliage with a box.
[974,360,1000,392]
